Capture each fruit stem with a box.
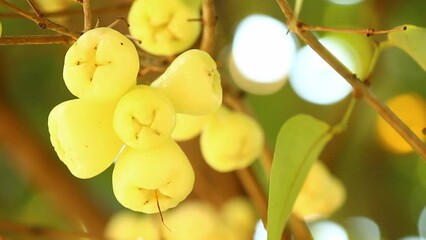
[154,190,171,232]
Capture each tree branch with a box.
[199,0,217,55]
[0,100,108,235]
[0,0,79,40]
[276,0,426,160]
[78,0,92,32]
[0,35,74,45]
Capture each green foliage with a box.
[387,25,426,71]
[267,114,333,240]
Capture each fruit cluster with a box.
[104,196,258,240]
[48,27,223,214]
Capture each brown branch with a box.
[199,0,217,55]
[0,221,104,240]
[0,2,131,19]
[0,100,108,235]
[0,0,79,40]
[26,0,43,18]
[78,0,92,32]
[0,35,74,45]
[299,23,407,37]
[276,0,426,160]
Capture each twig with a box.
[199,0,217,55]
[78,0,92,32]
[0,221,104,240]
[0,100,108,235]
[0,0,79,40]
[26,0,44,18]
[0,35,74,45]
[276,0,426,160]
[0,2,131,19]
[298,23,407,37]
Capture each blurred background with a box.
[0,0,426,239]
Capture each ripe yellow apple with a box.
[151,49,222,115]
[113,140,194,213]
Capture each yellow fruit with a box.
[200,107,264,172]
[128,0,202,56]
[220,197,257,240]
[171,113,210,141]
[112,140,194,213]
[293,161,346,219]
[151,49,222,115]
[113,85,176,149]
[63,27,139,102]
[161,200,220,240]
[104,211,161,240]
[376,93,426,153]
[48,99,123,179]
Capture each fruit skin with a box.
[151,49,222,115]
[63,27,139,102]
[171,113,210,141]
[112,140,194,214]
[220,197,258,240]
[376,93,426,153]
[113,85,176,149]
[128,0,201,56]
[161,200,220,240]
[48,99,123,179]
[292,161,346,220]
[104,211,161,240]
[200,107,264,172]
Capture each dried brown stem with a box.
[26,0,43,18]
[0,35,74,45]
[199,0,217,55]
[299,23,407,36]
[0,100,108,235]
[79,0,92,32]
[276,0,426,160]
[0,3,131,19]
[0,0,79,40]
[0,221,104,240]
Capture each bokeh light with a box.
[345,216,381,240]
[308,220,349,240]
[253,219,267,240]
[376,93,426,154]
[230,14,297,95]
[419,207,426,239]
[289,36,356,105]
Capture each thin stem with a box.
[0,2,131,19]
[299,24,407,36]
[0,0,79,40]
[200,0,217,55]
[0,35,74,45]
[332,98,357,134]
[26,0,44,18]
[276,0,426,160]
[79,0,92,32]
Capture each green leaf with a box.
[267,114,333,240]
[387,25,426,71]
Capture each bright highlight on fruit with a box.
[113,85,176,149]
[128,0,201,56]
[376,93,426,154]
[0,20,2,37]
[151,49,222,115]
[48,99,123,179]
[292,161,346,220]
[200,107,264,172]
[308,221,349,240]
[230,14,297,95]
[112,140,194,214]
[63,27,139,102]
